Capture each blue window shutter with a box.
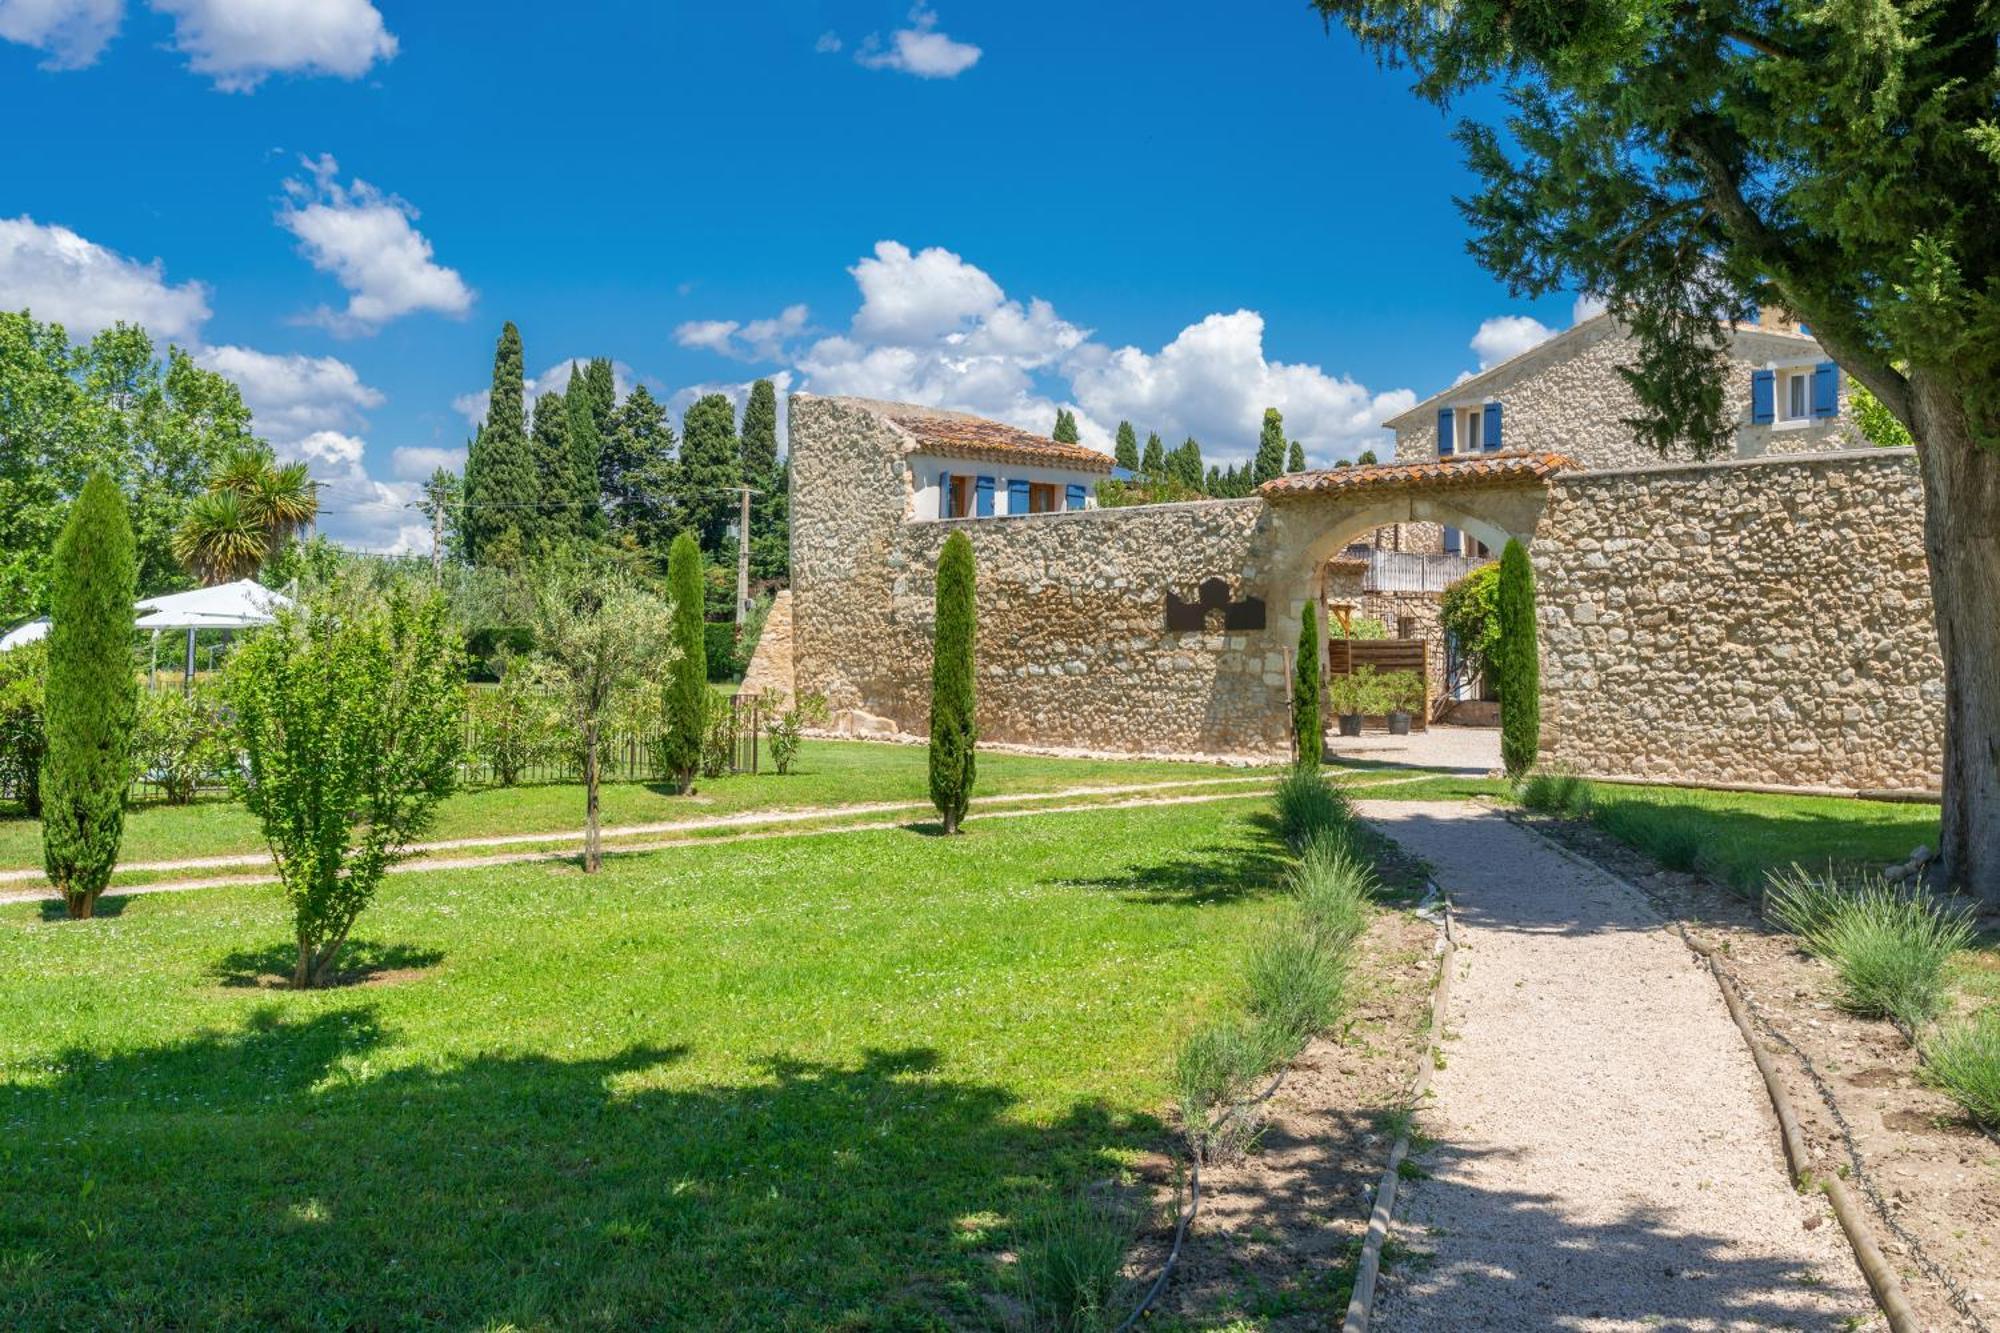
[1007,478,1030,513]
[940,471,952,518]
[1436,407,1454,455]
[1750,369,1775,424]
[1812,361,1839,418]
[1482,401,1502,451]
[974,475,995,517]
[1065,483,1087,510]
[1442,525,1462,555]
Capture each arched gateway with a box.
[781,394,1943,793]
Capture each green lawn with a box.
[0,796,1293,1328]
[0,740,1274,872]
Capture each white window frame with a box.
[1770,364,1817,430]
[1459,405,1484,452]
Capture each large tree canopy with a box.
[1313,0,2000,899]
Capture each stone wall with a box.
[1390,318,1864,468]
[739,589,795,702]
[1537,450,1941,794]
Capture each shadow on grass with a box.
[211,940,446,989]
[1058,814,1291,907]
[0,1009,1151,1328]
[35,895,131,921]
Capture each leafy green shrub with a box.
[227,579,465,986]
[133,686,232,804]
[1273,765,1352,850]
[0,641,47,816]
[703,622,741,683]
[699,690,736,779]
[470,659,565,787]
[1921,1008,2000,1128]
[1440,563,1500,684]
[1517,766,1594,818]
[1017,1192,1137,1333]
[1594,798,1707,871]
[762,690,829,775]
[1377,668,1425,715]
[42,470,137,919]
[1767,867,1975,1024]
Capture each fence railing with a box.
[1361,550,1492,594]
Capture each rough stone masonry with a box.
[784,394,1942,795]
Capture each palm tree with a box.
[173,449,320,585]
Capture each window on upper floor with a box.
[1783,368,1810,422]
[1438,401,1504,456]
[1751,362,1840,430]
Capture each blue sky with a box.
[0,0,1591,550]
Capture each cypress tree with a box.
[1206,464,1221,493]
[1140,431,1165,479]
[1114,420,1139,472]
[1175,438,1205,489]
[563,365,604,539]
[1288,440,1306,472]
[1254,408,1287,484]
[1497,538,1541,779]
[678,393,741,552]
[1293,601,1322,769]
[530,392,577,547]
[929,530,977,834]
[583,358,617,439]
[603,385,676,544]
[465,323,534,564]
[41,471,136,919]
[1357,448,1379,466]
[741,378,780,485]
[1051,408,1079,443]
[661,532,708,793]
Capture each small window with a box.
[1785,370,1809,421]
[1462,409,1483,452]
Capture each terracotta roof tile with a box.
[886,409,1115,473]
[1259,450,1577,498]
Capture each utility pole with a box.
[430,497,444,583]
[735,484,752,634]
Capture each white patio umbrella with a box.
[0,618,50,652]
[132,580,296,686]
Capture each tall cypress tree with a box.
[1051,408,1080,443]
[661,531,708,793]
[677,393,740,552]
[530,392,577,548]
[929,530,977,835]
[1294,601,1322,769]
[741,379,780,485]
[563,365,605,539]
[1497,538,1541,779]
[1171,438,1204,489]
[604,386,677,550]
[1254,408,1287,484]
[41,471,136,919]
[1140,431,1165,479]
[1288,440,1306,472]
[583,358,617,439]
[1113,421,1139,472]
[465,322,534,564]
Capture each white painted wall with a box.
[905,451,1102,520]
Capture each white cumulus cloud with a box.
[391,445,465,480]
[674,303,809,361]
[854,5,979,79]
[279,154,473,336]
[193,343,384,445]
[0,0,122,68]
[0,215,212,341]
[151,0,395,91]
[1469,314,1558,371]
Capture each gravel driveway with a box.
[1356,801,1878,1331]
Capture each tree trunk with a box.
[294,932,312,989]
[65,890,94,920]
[1910,371,2000,908]
[583,721,602,874]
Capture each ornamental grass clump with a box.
[1921,1008,2000,1129]
[1766,866,1975,1025]
[1517,766,1594,819]
[1245,926,1350,1063]
[1016,1191,1139,1333]
[1593,797,1708,872]
[1273,765,1352,850]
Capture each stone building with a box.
[771,387,1938,796]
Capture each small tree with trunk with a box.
[226,579,464,986]
[41,471,137,919]
[660,532,709,793]
[1496,539,1541,780]
[929,531,977,834]
[1294,602,1323,768]
[525,558,678,872]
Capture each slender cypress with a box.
[530,392,577,548]
[1294,601,1322,769]
[1141,432,1165,479]
[1051,408,1079,443]
[1254,408,1287,483]
[564,365,605,539]
[1288,440,1306,472]
[465,323,535,564]
[41,471,137,919]
[1113,420,1139,472]
[1497,538,1541,779]
[661,532,708,792]
[929,530,977,834]
[741,379,780,485]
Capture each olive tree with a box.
[227,580,464,987]
[524,558,678,872]
[1314,0,2000,901]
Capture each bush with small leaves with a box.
[700,691,735,779]
[0,641,47,816]
[763,691,829,775]
[133,685,233,804]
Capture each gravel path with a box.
[1355,801,1878,1331]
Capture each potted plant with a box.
[1381,669,1425,736]
[1328,666,1373,737]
